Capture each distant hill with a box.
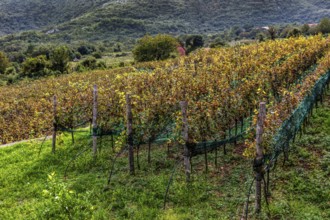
[0,0,112,35]
[0,0,330,43]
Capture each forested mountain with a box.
[0,0,330,42]
[0,0,110,35]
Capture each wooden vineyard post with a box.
[52,95,57,154]
[126,94,135,175]
[71,129,75,144]
[241,117,244,133]
[180,101,191,182]
[111,133,115,152]
[204,142,208,173]
[92,85,98,156]
[214,140,218,168]
[136,144,141,170]
[223,133,227,155]
[255,102,266,214]
[148,140,151,164]
[235,119,238,145]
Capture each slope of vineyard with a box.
[0,93,329,219]
[1,35,330,146]
[1,35,330,219]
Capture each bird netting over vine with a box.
[270,70,330,161]
[50,69,330,160]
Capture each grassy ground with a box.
[102,53,134,68]
[265,93,330,220]
[0,93,329,219]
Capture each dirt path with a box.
[0,136,52,149]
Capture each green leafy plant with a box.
[133,34,178,62]
[39,172,94,219]
[50,46,71,74]
[21,55,52,78]
[317,17,330,34]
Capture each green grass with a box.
[102,53,134,68]
[0,132,252,219]
[265,93,330,220]
[1,93,330,219]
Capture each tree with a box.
[0,51,10,74]
[81,56,97,69]
[229,26,243,37]
[31,45,52,58]
[257,33,266,42]
[133,34,178,62]
[209,38,227,48]
[288,28,302,38]
[280,27,292,38]
[50,46,71,74]
[25,44,35,55]
[267,26,277,40]
[301,24,310,36]
[317,17,330,34]
[185,35,204,54]
[113,43,122,52]
[10,52,26,63]
[21,55,51,78]
[77,44,96,55]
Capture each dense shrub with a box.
[9,52,26,63]
[288,28,302,38]
[21,55,51,78]
[25,44,35,55]
[74,52,82,59]
[92,52,102,59]
[119,62,125,67]
[6,74,18,84]
[77,44,96,55]
[0,51,10,74]
[257,32,266,42]
[133,34,178,62]
[115,52,128,57]
[97,61,107,69]
[209,38,227,48]
[31,45,52,58]
[317,17,330,34]
[75,57,108,72]
[279,27,293,38]
[113,43,122,52]
[267,26,277,40]
[81,56,97,69]
[185,35,204,54]
[50,46,71,74]
[301,24,310,36]
[4,66,16,75]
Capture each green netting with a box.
[147,116,252,156]
[93,127,124,137]
[54,70,329,160]
[270,71,330,161]
[57,122,124,137]
[187,115,253,156]
[190,132,246,156]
